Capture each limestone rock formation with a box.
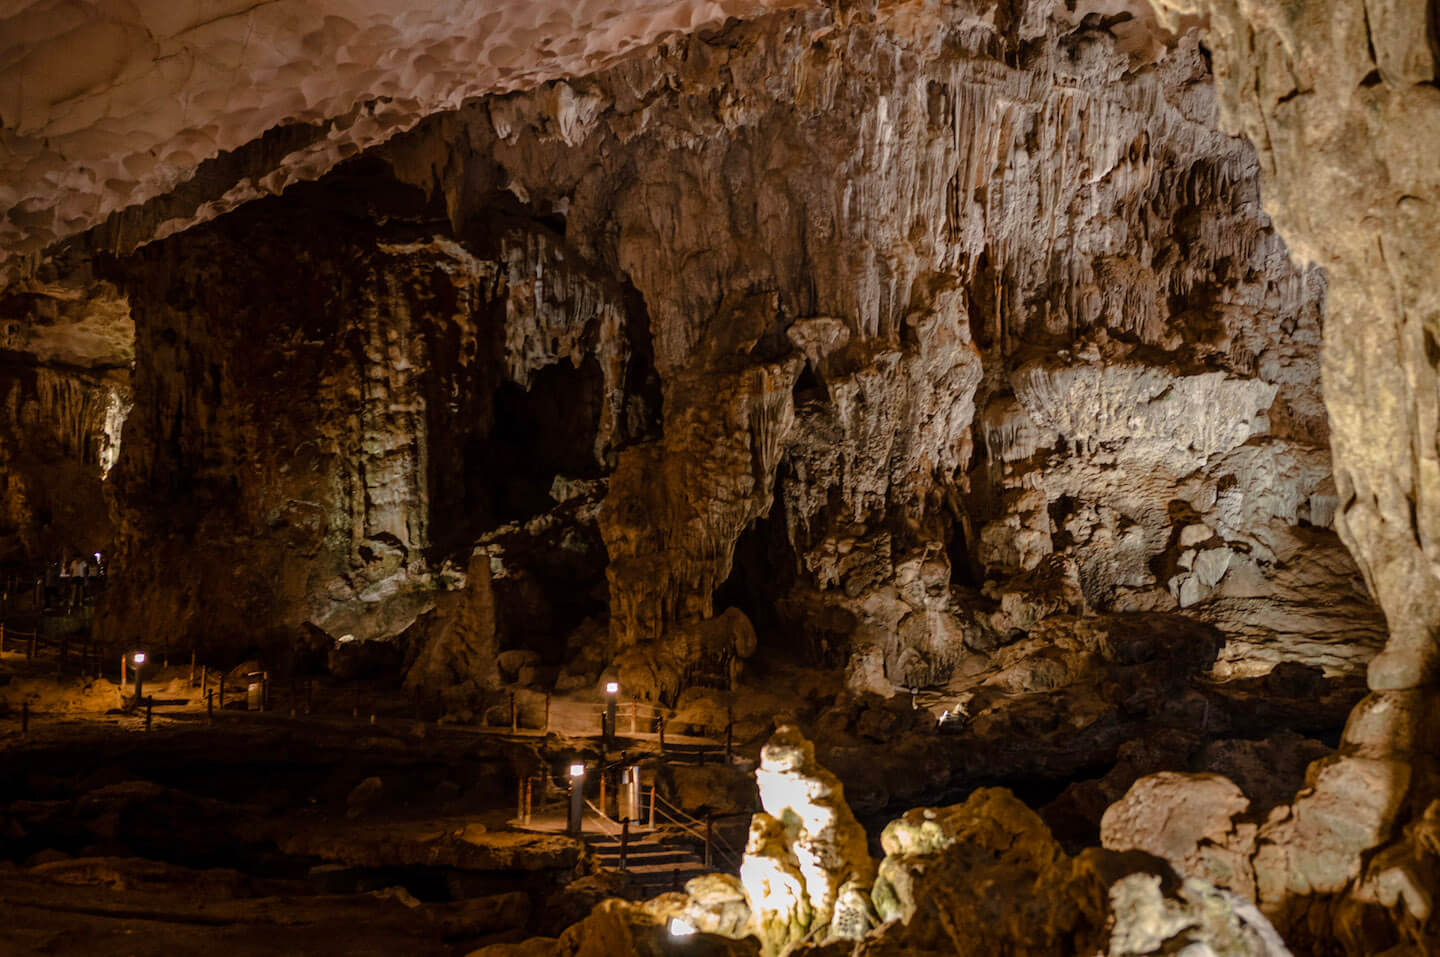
[1,0,1437,952]
[89,187,638,660]
[1107,872,1292,957]
[403,551,500,704]
[369,0,1378,692]
[823,778,1290,956]
[0,275,131,565]
[1102,772,1258,899]
[1143,0,1440,936]
[0,0,1378,705]
[741,726,875,953]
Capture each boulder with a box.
[682,873,751,938]
[874,788,1069,924]
[403,551,501,696]
[1101,772,1257,899]
[345,776,385,818]
[1108,873,1292,956]
[498,649,543,682]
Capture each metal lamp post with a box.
[604,681,619,748]
[131,651,147,704]
[567,763,586,835]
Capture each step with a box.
[594,845,690,857]
[622,863,708,877]
[585,842,677,852]
[594,847,695,860]
[596,854,694,868]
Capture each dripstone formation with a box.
[70,1,1382,693]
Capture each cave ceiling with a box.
[0,0,817,282]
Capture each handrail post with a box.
[544,692,551,732]
[21,700,28,735]
[510,692,517,733]
[648,784,656,828]
[705,814,714,869]
[620,817,629,872]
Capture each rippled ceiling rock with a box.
[0,0,810,280]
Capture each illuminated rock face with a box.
[0,0,1373,684]
[743,726,874,952]
[1139,0,1440,935]
[0,0,807,281]
[95,188,637,657]
[0,277,131,564]
[1150,0,1440,692]
[375,0,1379,684]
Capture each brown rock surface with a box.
[1145,0,1440,934]
[1101,772,1258,899]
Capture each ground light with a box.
[668,916,696,937]
[568,763,586,834]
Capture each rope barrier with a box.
[652,791,743,870]
[583,798,624,836]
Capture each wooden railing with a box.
[0,621,105,676]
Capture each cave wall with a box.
[1139,0,1440,934]
[0,275,131,569]
[1149,0,1440,690]
[68,0,1387,694]
[97,179,643,659]
[366,0,1381,692]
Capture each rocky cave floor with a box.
[0,630,1364,955]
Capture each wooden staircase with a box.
[582,828,711,895]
